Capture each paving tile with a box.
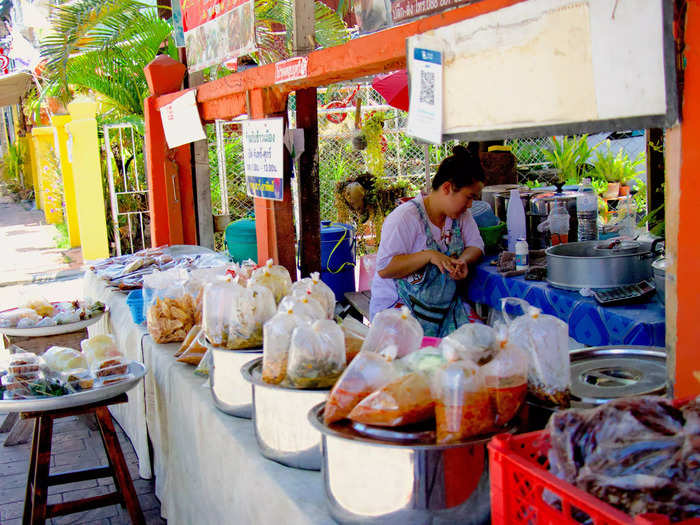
[137,493,160,511]
[4,518,23,525]
[0,485,28,504]
[132,479,156,495]
[51,438,87,454]
[0,473,28,490]
[53,448,99,468]
[0,500,24,520]
[0,445,31,463]
[48,479,98,495]
[0,459,30,476]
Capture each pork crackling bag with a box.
[501,297,570,407]
[176,326,208,366]
[262,308,311,384]
[340,317,369,364]
[433,360,495,443]
[144,268,196,343]
[360,306,423,358]
[439,323,496,365]
[277,294,326,321]
[248,259,292,304]
[324,347,400,425]
[286,319,346,389]
[290,272,336,319]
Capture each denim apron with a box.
[396,200,474,337]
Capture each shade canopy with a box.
[371,69,409,112]
[0,70,33,107]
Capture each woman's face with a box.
[445,181,484,219]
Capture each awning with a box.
[0,70,33,107]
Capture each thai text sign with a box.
[275,57,308,84]
[243,118,284,201]
[391,0,473,23]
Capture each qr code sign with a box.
[419,70,435,105]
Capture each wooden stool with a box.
[21,393,145,525]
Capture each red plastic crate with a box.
[488,430,700,525]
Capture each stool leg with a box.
[22,419,39,525]
[30,415,53,525]
[95,407,145,525]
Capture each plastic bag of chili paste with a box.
[361,306,423,358]
[433,360,495,444]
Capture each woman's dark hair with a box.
[431,145,485,191]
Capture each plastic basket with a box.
[126,289,145,325]
[488,431,699,525]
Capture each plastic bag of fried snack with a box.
[144,269,196,344]
[176,327,207,366]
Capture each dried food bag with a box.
[226,284,276,349]
[398,346,446,378]
[248,259,292,304]
[262,309,310,384]
[481,325,528,426]
[439,323,496,365]
[194,347,212,377]
[42,346,88,373]
[176,327,207,365]
[324,349,400,424]
[202,281,237,347]
[433,361,495,443]
[175,324,202,358]
[144,268,197,344]
[81,334,122,366]
[286,320,346,388]
[186,266,230,324]
[348,372,434,427]
[290,272,336,318]
[0,308,40,328]
[360,306,423,358]
[340,317,369,364]
[501,297,570,407]
[277,294,326,321]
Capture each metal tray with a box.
[0,362,146,412]
[0,309,107,337]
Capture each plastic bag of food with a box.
[481,325,528,426]
[176,328,207,366]
[348,372,434,427]
[42,346,87,374]
[360,306,423,358]
[286,320,346,388]
[340,317,369,364]
[25,297,55,317]
[34,316,58,327]
[92,356,129,377]
[433,360,494,443]
[439,323,496,365]
[277,294,326,320]
[262,310,310,384]
[186,266,231,325]
[2,374,34,397]
[60,369,95,391]
[8,353,41,380]
[398,346,446,378]
[248,259,292,304]
[324,349,400,424]
[194,348,212,377]
[175,324,202,358]
[144,269,197,344]
[501,297,570,407]
[0,308,40,328]
[290,272,336,318]
[81,334,122,366]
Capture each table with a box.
[466,259,666,347]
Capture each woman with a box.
[369,145,485,336]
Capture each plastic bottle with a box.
[507,189,527,252]
[549,199,570,245]
[576,178,598,241]
[515,238,529,270]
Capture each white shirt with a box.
[369,194,484,320]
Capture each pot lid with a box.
[652,256,668,271]
[570,346,667,405]
[594,240,641,254]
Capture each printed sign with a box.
[406,41,443,144]
[390,0,473,23]
[179,0,256,72]
[275,56,308,84]
[160,89,207,148]
[243,118,284,201]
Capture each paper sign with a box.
[243,118,285,201]
[406,41,444,144]
[275,57,308,84]
[160,90,206,148]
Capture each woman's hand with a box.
[428,250,462,275]
[449,260,469,280]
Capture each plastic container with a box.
[506,189,527,252]
[225,219,258,263]
[488,431,695,525]
[515,238,529,270]
[126,289,145,325]
[576,178,598,241]
[357,253,377,292]
[320,222,356,301]
[478,221,506,252]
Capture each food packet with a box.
[286,320,346,388]
[290,272,336,318]
[8,353,41,380]
[433,361,494,443]
[42,346,88,374]
[143,269,197,344]
[25,297,55,317]
[398,346,446,379]
[360,306,423,358]
[60,369,95,391]
[176,328,207,366]
[248,259,292,304]
[439,323,496,365]
[277,294,326,321]
[481,325,528,426]
[501,298,570,407]
[194,348,212,377]
[81,334,122,367]
[92,356,129,377]
[0,308,41,328]
[348,372,434,427]
[186,266,231,324]
[340,317,369,364]
[261,309,310,384]
[324,349,400,425]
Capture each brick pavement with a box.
[0,412,166,525]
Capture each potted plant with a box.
[542,135,598,190]
[589,142,645,199]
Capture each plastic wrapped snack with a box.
[433,361,494,444]
[60,368,95,391]
[502,298,570,407]
[360,306,423,358]
[34,316,58,327]
[8,353,41,380]
[16,316,39,329]
[176,328,207,366]
[25,297,55,317]
[99,374,131,386]
[248,259,292,304]
[175,324,202,358]
[0,307,40,328]
[277,294,326,321]
[324,350,400,425]
[290,272,336,319]
[481,325,529,426]
[348,372,434,427]
[54,310,82,325]
[186,266,231,325]
[398,346,446,378]
[144,269,196,344]
[340,317,369,364]
[286,320,346,388]
[42,346,88,373]
[2,374,33,397]
[439,323,496,365]
[262,310,310,384]
[194,348,212,377]
[92,356,129,377]
[81,334,122,366]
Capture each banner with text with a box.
[352,0,476,34]
[243,118,284,201]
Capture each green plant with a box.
[542,135,598,184]
[588,141,645,183]
[0,141,28,195]
[53,222,70,249]
[525,179,544,189]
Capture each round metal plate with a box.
[0,305,107,337]
[350,421,437,444]
[240,357,332,392]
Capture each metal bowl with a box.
[308,403,508,525]
[209,340,262,419]
[241,357,328,470]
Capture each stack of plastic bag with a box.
[286,320,346,388]
[290,272,336,319]
[360,306,423,358]
[248,259,292,304]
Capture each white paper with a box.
[243,118,285,201]
[406,37,444,144]
[160,89,206,148]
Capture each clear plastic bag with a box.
[262,310,310,384]
[8,353,41,380]
[324,350,400,424]
[144,269,197,344]
[340,317,369,364]
[92,356,129,377]
[0,307,40,328]
[60,369,95,391]
[398,346,446,378]
[248,259,292,304]
[348,372,434,427]
[42,346,87,374]
[24,297,55,317]
[186,266,231,325]
[277,294,326,321]
[360,306,423,358]
[433,361,494,443]
[501,297,570,407]
[439,323,496,365]
[81,334,122,367]
[194,348,212,377]
[286,320,346,388]
[176,327,207,366]
[290,272,336,319]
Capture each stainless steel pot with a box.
[545,240,661,290]
[241,357,327,470]
[308,404,496,525]
[529,192,578,248]
[479,184,521,210]
[652,256,667,304]
[209,343,261,418]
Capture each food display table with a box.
[466,259,666,347]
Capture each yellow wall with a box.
[30,126,62,224]
[52,115,80,247]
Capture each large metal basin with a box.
[209,343,261,418]
[241,357,327,470]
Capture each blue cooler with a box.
[320,221,356,301]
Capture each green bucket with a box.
[479,221,506,252]
[225,219,258,263]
